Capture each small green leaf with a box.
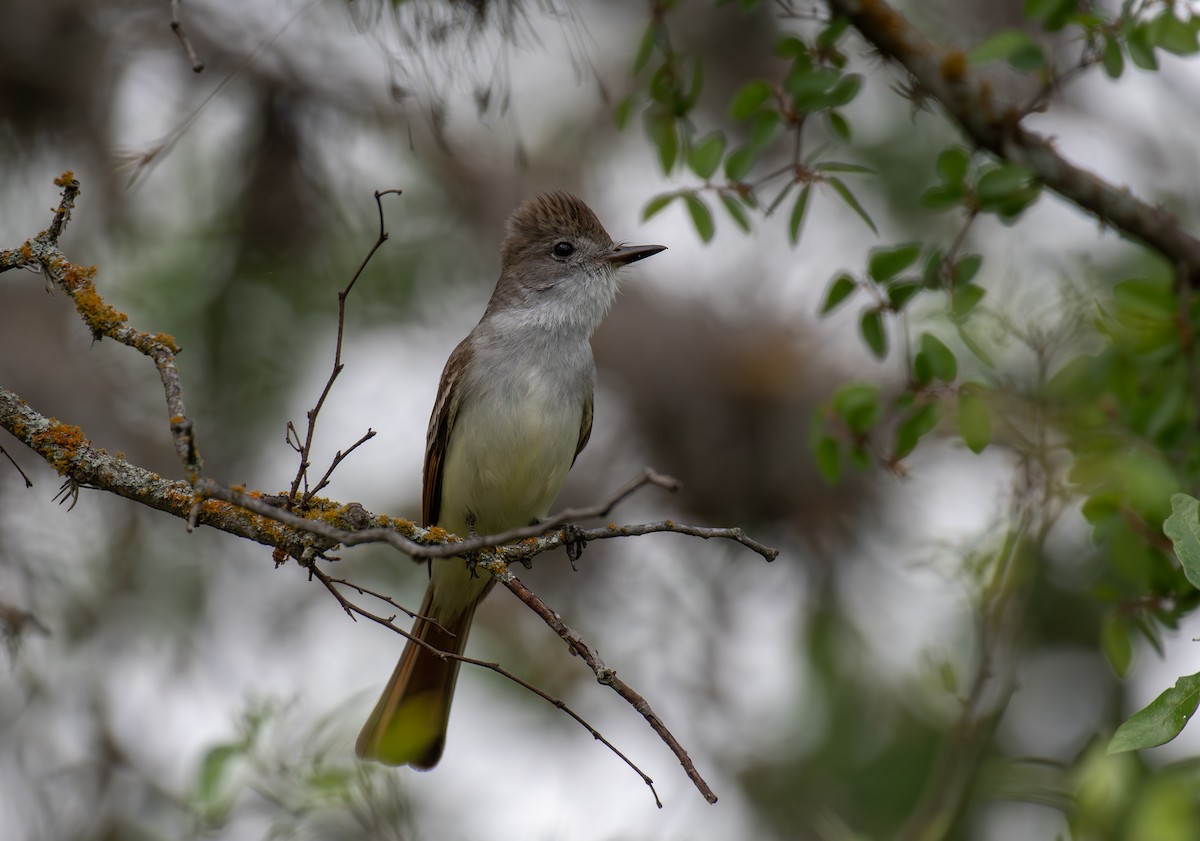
[642,192,678,221]
[719,193,751,233]
[860,309,887,358]
[952,284,986,320]
[788,186,811,245]
[894,402,941,459]
[1023,0,1075,31]
[730,80,773,119]
[644,111,679,173]
[821,274,857,315]
[826,176,878,234]
[814,161,874,174]
[684,193,715,243]
[920,333,958,381]
[1127,24,1159,70]
[813,434,841,484]
[833,383,882,433]
[936,148,970,185]
[976,163,1037,202]
[724,145,757,181]
[1101,615,1134,679]
[887,280,922,310]
[827,73,863,107]
[749,110,781,149]
[614,95,635,130]
[968,30,1044,71]
[633,24,657,74]
[952,254,983,286]
[1102,35,1125,78]
[826,110,852,141]
[956,389,990,453]
[687,133,726,180]
[1108,673,1200,754]
[1153,12,1199,56]
[1163,494,1200,590]
[775,35,808,59]
[868,243,922,282]
[956,322,995,367]
[921,184,965,209]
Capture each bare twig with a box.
[500,573,717,804]
[0,445,32,488]
[287,189,401,509]
[170,0,205,73]
[308,563,663,807]
[825,0,1200,285]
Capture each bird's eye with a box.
[552,241,575,258]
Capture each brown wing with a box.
[571,389,593,467]
[422,338,472,527]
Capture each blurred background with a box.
[3,1,1200,839]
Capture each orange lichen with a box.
[30,418,88,475]
[941,51,967,82]
[54,171,76,187]
[153,332,181,353]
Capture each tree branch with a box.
[825,0,1200,284]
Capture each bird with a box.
[355,191,666,768]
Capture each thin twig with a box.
[0,445,32,488]
[500,573,716,804]
[170,0,205,73]
[288,189,401,509]
[308,564,663,807]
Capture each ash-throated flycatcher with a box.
[355,192,665,768]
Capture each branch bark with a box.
[826,0,1200,284]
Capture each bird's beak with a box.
[600,243,667,266]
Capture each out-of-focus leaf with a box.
[724,145,757,181]
[1152,12,1199,55]
[956,388,991,453]
[868,243,922,282]
[920,333,958,381]
[826,176,878,234]
[1101,615,1134,679]
[1023,0,1076,31]
[1108,673,1200,754]
[887,280,921,311]
[643,192,677,221]
[833,383,882,433]
[895,402,941,458]
[687,133,726,180]
[614,95,635,130]
[952,284,986,320]
[1127,24,1159,70]
[860,309,887,358]
[684,193,715,243]
[749,110,781,149]
[1103,35,1125,78]
[788,186,811,245]
[921,184,965,209]
[821,273,857,315]
[827,110,852,141]
[719,193,751,233]
[937,148,970,185]
[1163,494,1200,590]
[633,24,657,73]
[730,80,773,119]
[968,30,1045,71]
[644,111,679,172]
[953,254,983,286]
[814,433,841,484]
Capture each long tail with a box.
[355,577,487,769]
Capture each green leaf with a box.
[730,80,773,119]
[894,402,941,459]
[684,193,715,243]
[936,148,970,185]
[719,193,751,233]
[887,280,922,311]
[814,161,874,174]
[1153,12,1199,56]
[633,24,657,74]
[827,73,863,107]
[788,186,811,245]
[921,184,965,210]
[687,133,726,180]
[1023,0,1075,31]
[1101,615,1134,679]
[826,110,852,141]
[968,30,1045,71]
[749,110,781,149]
[860,309,887,358]
[1163,494,1200,590]
[952,284,986,320]
[976,163,1037,202]
[642,192,677,221]
[821,274,857,315]
[833,383,882,433]
[775,35,808,59]
[956,389,990,453]
[1108,673,1200,754]
[868,243,922,282]
[826,176,878,234]
[786,66,842,110]
[614,95,635,130]
[1102,35,1125,78]
[920,333,958,381]
[953,254,983,286]
[956,322,995,367]
[724,145,757,181]
[644,111,679,173]
[1127,24,1159,70]
[813,434,841,484]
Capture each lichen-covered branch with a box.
[826,0,1200,283]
